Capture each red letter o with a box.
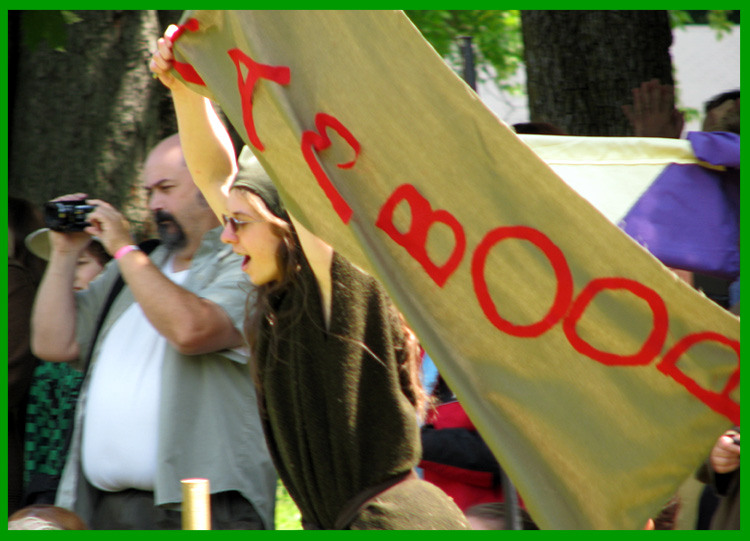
[472,226,573,338]
[563,277,668,366]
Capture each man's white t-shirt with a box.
[82,258,188,492]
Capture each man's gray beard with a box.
[157,220,187,251]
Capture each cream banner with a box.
[168,11,739,529]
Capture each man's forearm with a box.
[171,83,237,215]
[31,252,81,361]
[115,248,242,355]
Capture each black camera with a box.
[44,200,96,232]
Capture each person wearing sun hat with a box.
[26,228,111,291]
[21,228,110,507]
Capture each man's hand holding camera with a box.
[45,193,99,258]
[46,193,134,259]
[83,199,135,258]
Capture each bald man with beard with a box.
[31,135,276,530]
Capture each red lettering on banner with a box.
[657,332,740,424]
[169,18,200,42]
[471,226,573,337]
[167,18,206,86]
[173,62,207,86]
[563,278,669,366]
[227,48,291,151]
[301,113,361,224]
[376,184,466,287]
[207,44,739,421]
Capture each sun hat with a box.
[25,228,103,261]
[25,228,52,260]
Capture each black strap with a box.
[81,238,161,374]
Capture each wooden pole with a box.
[181,478,211,530]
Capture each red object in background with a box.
[419,400,526,512]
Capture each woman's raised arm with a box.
[150,25,236,220]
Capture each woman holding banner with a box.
[151,26,469,530]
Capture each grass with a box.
[274,480,303,530]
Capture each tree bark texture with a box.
[9,10,181,231]
[521,11,674,136]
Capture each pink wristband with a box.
[114,244,140,260]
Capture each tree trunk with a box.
[9,10,180,233]
[521,11,674,136]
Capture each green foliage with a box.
[21,10,82,52]
[680,106,701,124]
[706,10,736,39]
[405,10,523,90]
[669,10,736,39]
[408,10,737,91]
[668,9,694,28]
[274,480,303,530]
